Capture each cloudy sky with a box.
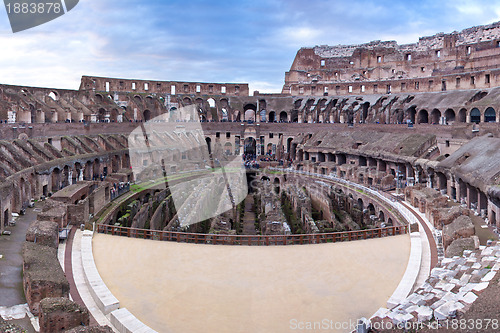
[0,0,500,93]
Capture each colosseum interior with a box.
[3,20,500,333]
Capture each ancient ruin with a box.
[2,19,500,332]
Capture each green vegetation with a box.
[281,192,302,233]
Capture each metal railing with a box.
[96,224,408,246]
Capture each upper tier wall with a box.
[283,21,500,95]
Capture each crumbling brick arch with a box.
[361,102,370,123]
[417,109,429,124]
[133,95,143,106]
[458,108,467,122]
[430,108,441,124]
[444,108,455,124]
[244,104,257,122]
[143,109,152,122]
[405,106,416,124]
[48,91,59,101]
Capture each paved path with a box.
[64,226,98,326]
[0,204,39,332]
[0,205,37,307]
[241,195,257,235]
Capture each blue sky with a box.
[0,0,500,93]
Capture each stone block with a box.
[25,220,60,249]
[416,306,433,322]
[38,297,89,333]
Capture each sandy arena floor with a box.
[93,234,410,333]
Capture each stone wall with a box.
[38,297,89,333]
[22,242,69,315]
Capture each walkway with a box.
[92,233,410,333]
[0,204,38,333]
[60,228,118,331]
[241,195,257,235]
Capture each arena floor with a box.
[93,233,410,333]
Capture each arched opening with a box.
[394,109,404,124]
[93,159,100,180]
[205,137,212,155]
[362,102,370,123]
[458,108,467,123]
[244,137,256,158]
[207,98,216,108]
[406,106,416,124]
[485,107,496,123]
[417,109,428,124]
[30,104,36,123]
[244,109,255,122]
[48,91,58,100]
[243,104,257,122]
[97,108,107,122]
[134,95,142,105]
[279,111,288,122]
[379,211,385,222]
[221,108,228,122]
[110,109,118,122]
[357,198,364,210]
[51,168,61,192]
[143,109,151,122]
[470,108,481,124]
[444,109,455,124]
[367,203,375,215]
[430,109,441,124]
[268,111,276,123]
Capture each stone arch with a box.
[48,91,58,101]
[97,108,107,122]
[207,98,216,108]
[406,106,416,124]
[367,203,376,215]
[458,108,467,122]
[268,111,276,122]
[112,155,120,173]
[143,109,152,122]
[51,167,61,192]
[444,109,455,124]
[417,109,428,124]
[362,102,370,123]
[357,198,364,210]
[93,158,100,179]
[244,137,256,157]
[379,210,385,222]
[244,104,257,121]
[430,108,441,124]
[84,160,92,180]
[110,109,118,122]
[470,108,481,124]
[279,111,288,122]
[485,107,496,123]
[134,95,142,105]
[205,137,212,155]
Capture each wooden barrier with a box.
[96,224,408,246]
